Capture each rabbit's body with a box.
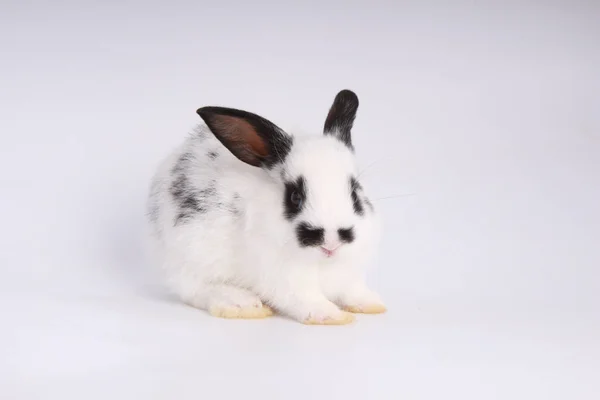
[147,90,386,324]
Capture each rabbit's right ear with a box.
[323,89,359,150]
[197,107,293,169]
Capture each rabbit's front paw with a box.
[209,306,273,319]
[302,305,355,325]
[209,304,274,319]
[342,303,387,314]
[207,286,274,319]
[339,290,387,314]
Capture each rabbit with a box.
[146,89,386,325]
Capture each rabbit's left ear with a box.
[323,89,359,149]
[197,106,292,169]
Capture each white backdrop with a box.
[1,1,599,399]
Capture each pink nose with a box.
[320,246,336,257]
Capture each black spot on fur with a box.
[350,177,364,216]
[180,194,202,213]
[207,150,218,160]
[170,156,217,225]
[351,177,363,191]
[198,181,217,198]
[283,176,306,220]
[170,175,187,200]
[338,227,355,243]
[324,90,359,149]
[172,152,195,174]
[296,222,325,247]
[228,192,242,216]
[170,175,206,225]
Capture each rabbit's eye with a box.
[290,190,303,207]
[283,176,306,220]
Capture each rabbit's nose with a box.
[320,244,340,257]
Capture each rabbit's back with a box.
[145,125,273,293]
[146,125,262,248]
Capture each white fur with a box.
[146,124,384,324]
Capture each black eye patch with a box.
[338,227,355,243]
[349,177,364,216]
[296,222,325,247]
[283,176,306,220]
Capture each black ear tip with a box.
[197,107,225,123]
[196,107,207,119]
[335,89,359,109]
[196,106,212,118]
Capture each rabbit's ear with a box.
[197,107,292,168]
[323,89,359,149]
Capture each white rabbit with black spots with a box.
[146,90,386,325]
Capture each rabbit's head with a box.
[197,90,375,258]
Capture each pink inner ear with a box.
[214,115,268,158]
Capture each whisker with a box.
[370,193,416,201]
[357,159,384,180]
